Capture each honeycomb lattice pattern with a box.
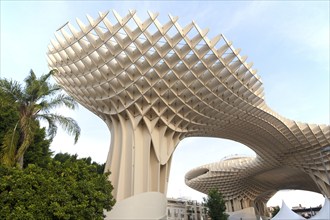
[47,10,330,212]
[47,10,264,134]
[185,155,325,214]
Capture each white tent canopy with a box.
[271,201,305,220]
[228,207,256,220]
[310,198,330,220]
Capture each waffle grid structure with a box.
[47,10,330,218]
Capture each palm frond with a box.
[37,114,58,140]
[39,70,53,83]
[43,84,61,97]
[37,113,80,144]
[24,70,37,87]
[24,70,42,102]
[24,70,57,103]
[37,93,78,115]
[0,79,24,103]
[49,69,59,76]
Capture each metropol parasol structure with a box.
[47,10,330,219]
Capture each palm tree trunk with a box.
[15,132,33,168]
[17,155,24,168]
[15,117,34,168]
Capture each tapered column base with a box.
[104,192,167,220]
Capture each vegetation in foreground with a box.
[0,70,115,219]
[0,70,80,168]
[0,156,115,219]
[271,206,280,217]
[203,189,229,220]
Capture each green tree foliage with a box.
[203,189,229,220]
[0,88,19,142]
[1,91,52,168]
[0,70,80,167]
[0,88,19,165]
[53,153,105,174]
[0,70,115,219]
[271,206,280,217]
[23,126,52,169]
[0,159,115,219]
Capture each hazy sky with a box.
[1,1,329,208]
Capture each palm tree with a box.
[0,69,80,168]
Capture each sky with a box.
[1,0,329,208]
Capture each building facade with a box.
[167,198,207,220]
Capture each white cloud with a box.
[221,1,272,33]
[275,11,329,65]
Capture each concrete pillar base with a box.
[104,192,167,220]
